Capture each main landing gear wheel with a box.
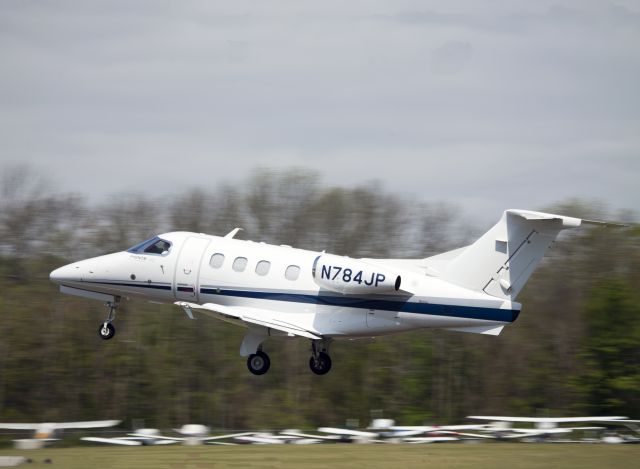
[309,352,332,375]
[247,351,270,375]
[99,322,115,340]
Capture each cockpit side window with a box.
[144,239,171,254]
[127,236,172,256]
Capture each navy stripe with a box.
[83,280,172,291]
[200,288,519,323]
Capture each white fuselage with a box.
[50,231,520,338]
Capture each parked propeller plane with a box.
[0,420,120,449]
[82,425,254,446]
[49,209,624,375]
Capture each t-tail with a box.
[431,209,624,301]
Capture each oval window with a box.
[255,260,271,276]
[209,253,225,269]
[285,265,300,281]
[233,257,248,272]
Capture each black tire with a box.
[99,322,115,340]
[309,352,332,375]
[247,351,270,375]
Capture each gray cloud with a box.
[430,41,473,74]
[0,1,638,224]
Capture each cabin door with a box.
[174,237,211,302]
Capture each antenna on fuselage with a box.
[224,227,244,239]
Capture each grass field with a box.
[0,443,638,469]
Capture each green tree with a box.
[574,278,640,416]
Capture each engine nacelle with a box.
[312,254,401,295]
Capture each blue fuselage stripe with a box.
[200,288,520,323]
[76,281,518,323]
[83,280,172,291]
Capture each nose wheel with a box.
[99,322,115,340]
[98,300,119,341]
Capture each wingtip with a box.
[581,219,630,228]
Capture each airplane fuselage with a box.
[51,231,520,338]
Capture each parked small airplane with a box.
[0,420,120,449]
[82,424,254,446]
[467,416,640,442]
[49,209,625,375]
[313,419,474,443]
[156,425,253,446]
[82,428,179,446]
[234,431,323,445]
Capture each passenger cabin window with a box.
[127,236,172,256]
[210,253,225,269]
[233,257,248,272]
[285,265,300,281]
[255,260,271,276]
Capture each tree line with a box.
[0,166,637,431]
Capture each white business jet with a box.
[49,209,622,375]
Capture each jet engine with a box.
[312,254,401,294]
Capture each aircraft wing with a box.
[289,438,323,445]
[437,431,497,439]
[150,439,181,445]
[236,435,285,444]
[404,436,459,443]
[127,433,184,441]
[317,427,379,438]
[390,424,490,432]
[0,420,120,430]
[0,423,42,430]
[176,302,322,340]
[467,416,627,424]
[201,432,257,441]
[280,431,341,441]
[52,420,121,429]
[81,437,142,446]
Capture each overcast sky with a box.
[1,0,638,223]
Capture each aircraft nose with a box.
[50,264,81,284]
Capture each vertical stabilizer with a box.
[440,210,584,300]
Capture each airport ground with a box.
[0,443,637,469]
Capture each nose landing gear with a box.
[98,301,119,340]
[99,322,115,340]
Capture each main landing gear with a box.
[309,340,332,375]
[244,340,333,376]
[247,348,270,375]
[98,301,119,340]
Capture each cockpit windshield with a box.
[127,236,172,255]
